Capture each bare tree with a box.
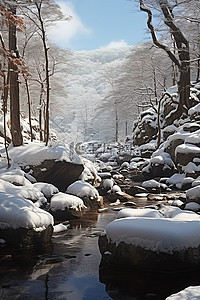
[139,0,191,116]
[8,1,23,146]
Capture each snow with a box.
[0,179,44,202]
[175,143,200,156]
[0,192,53,230]
[50,192,86,211]
[103,178,114,190]
[166,286,200,300]
[188,103,200,115]
[104,205,200,254]
[117,208,163,219]
[8,141,80,166]
[166,173,185,186]
[105,214,200,254]
[184,202,200,212]
[186,186,200,201]
[66,180,100,200]
[53,223,69,233]
[0,169,33,187]
[182,162,200,174]
[142,179,160,188]
[33,182,59,198]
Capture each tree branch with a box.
[140,0,181,69]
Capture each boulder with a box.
[0,225,53,248]
[26,160,84,192]
[165,138,184,163]
[123,185,148,196]
[98,208,200,272]
[0,192,54,248]
[66,180,103,208]
[186,186,200,204]
[50,192,86,220]
[175,144,200,167]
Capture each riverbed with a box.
[0,198,200,300]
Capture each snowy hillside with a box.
[50,46,134,143]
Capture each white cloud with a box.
[47,1,92,49]
[101,40,129,49]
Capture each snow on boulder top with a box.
[8,141,80,167]
[166,173,185,185]
[188,103,200,116]
[117,208,163,219]
[142,179,160,188]
[175,143,200,155]
[66,180,100,200]
[105,215,200,254]
[0,179,43,201]
[0,192,54,230]
[33,182,59,198]
[0,168,32,187]
[185,133,200,145]
[50,192,86,211]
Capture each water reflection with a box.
[0,206,200,300]
[99,261,200,300]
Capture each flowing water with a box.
[0,198,200,300]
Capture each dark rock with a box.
[142,163,175,180]
[176,146,200,167]
[50,207,84,221]
[124,185,148,196]
[183,123,200,132]
[26,160,84,192]
[165,138,184,162]
[99,233,200,272]
[0,225,53,248]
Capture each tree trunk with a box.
[36,2,50,146]
[25,78,34,141]
[9,3,23,147]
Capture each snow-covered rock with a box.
[0,192,53,247]
[50,192,86,219]
[66,180,102,208]
[186,185,200,204]
[99,206,200,271]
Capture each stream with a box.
[0,197,200,300]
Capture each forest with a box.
[0,1,200,299]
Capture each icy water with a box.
[0,198,200,300]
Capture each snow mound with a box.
[66,180,100,200]
[0,192,53,230]
[105,206,200,254]
[117,208,163,219]
[8,141,80,166]
[50,192,86,211]
[106,216,200,254]
[33,182,59,198]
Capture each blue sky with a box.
[48,0,150,51]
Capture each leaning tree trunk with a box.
[140,0,191,114]
[9,3,23,147]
